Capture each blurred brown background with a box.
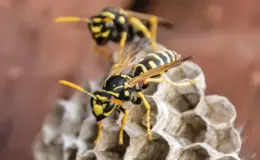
[0,0,260,159]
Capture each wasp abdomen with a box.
[133,50,181,78]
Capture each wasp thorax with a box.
[103,75,135,100]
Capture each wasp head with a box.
[87,13,115,45]
[90,91,120,121]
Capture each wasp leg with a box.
[145,77,197,87]
[137,92,152,141]
[118,32,128,60]
[119,107,129,145]
[93,121,102,145]
[148,16,158,43]
[129,17,157,51]
[92,42,112,61]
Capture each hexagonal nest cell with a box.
[106,130,130,157]
[134,137,170,160]
[176,114,207,145]
[203,95,236,125]
[179,144,210,160]
[170,92,202,113]
[215,127,241,154]
[167,61,204,89]
[33,43,241,160]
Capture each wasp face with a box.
[90,91,117,121]
[87,14,114,45]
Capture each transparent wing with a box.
[127,56,194,87]
[125,10,174,29]
[109,39,151,76]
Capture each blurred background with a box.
[0,0,259,159]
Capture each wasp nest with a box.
[33,43,241,160]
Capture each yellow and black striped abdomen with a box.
[133,50,181,78]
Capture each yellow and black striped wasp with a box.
[55,6,173,60]
[59,45,197,145]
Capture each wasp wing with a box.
[127,56,194,87]
[125,10,174,29]
[109,51,134,76]
[109,39,151,76]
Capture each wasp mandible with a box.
[59,45,197,145]
[55,6,173,61]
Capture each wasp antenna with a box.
[59,80,96,99]
[55,16,90,23]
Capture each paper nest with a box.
[33,43,242,160]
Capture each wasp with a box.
[59,45,197,145]
[55,6,173,61]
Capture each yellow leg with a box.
[145,77,196,87]
[137,92,152,141]
[93,121,102,145]
[129,17,157,51]
[119,109,129,145]
[118,32,128,60]
[148,16,158,42]
[92,42,112,61]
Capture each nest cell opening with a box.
[216,128,241,154]
[67,148,78,160]
[135,136,170,160]
[167,61,202,84]
[107,130,130,157]
[83,152,97,160]
[177,115,207,144]
[170,92,201,113]
[179,145,210,160]
[204,96,236,125]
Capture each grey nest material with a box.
[33,43,242,160]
